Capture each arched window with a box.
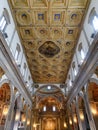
[0,16,7,31]
[43,106,46,111]
[72,61,77,76]
[0,8,10,32]
[15,43,21,63]
[22,63,27,76]
[52,106,56,111]
[88,7,98,32]
[78,43,85,64]
[69,80,72,87]
[68,75,72,87]
[93,16,98,31]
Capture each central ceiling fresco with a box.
[8,0,89,83]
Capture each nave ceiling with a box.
[8,0,90,84]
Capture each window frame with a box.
[92,15,98,31]
[88,7,98,32]
[78,43,85,64]
[0,15,7,31]
[0,8,10,32]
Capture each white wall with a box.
[0,0,33,94]
[66,0,98,91]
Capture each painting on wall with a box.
[42,117,57,130]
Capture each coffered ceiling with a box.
[8,0,89,83]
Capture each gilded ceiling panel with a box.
[15,10,32,26]
[10,0,29,8]
[20,27,34,40]
[50,27,64,39]
[8,0,90,83]
[36,27,50,39]
[65,27,79,41]
[34,10,48,25]
[52,0,67,7]
[68,0,88,8]
[66,9,84,26]
[31,0,48,7]
[51,9,66,25]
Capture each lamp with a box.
[69,119,72,125]
[21,114,26,122]
[90,102,97,116]
[64,122,67,128]
[27,119,30,125]
[91,107,97,115]
[15,111,20,121]
[3,106,8,116]
[79,110,84,120]
[73,115,77,123]
[33,122,40,127]
[33,123,36,128]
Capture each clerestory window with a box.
[88,7,98,32]
[0,8,10,32]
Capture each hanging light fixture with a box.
[22,113,26,122]
[73,115,77,123]
[90,102,97,116]
[79,110,84,120]
[64,122,67,128]
[3,106,8,116]
[69,118,72,125]
[91,107,97,115]
[33,123,36,128]
[15,111,20,121]
[27,119,30,125]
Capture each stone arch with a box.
[86,80,98,129]
[0,80,13,130]
[35,84,64,95]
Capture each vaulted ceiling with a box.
[8,0,89,84]
[35,85,65,110]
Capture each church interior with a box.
[0,0,98,130]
